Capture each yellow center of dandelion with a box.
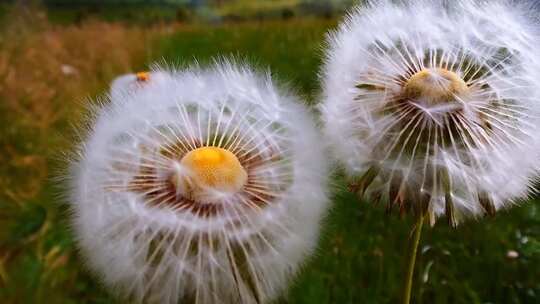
[175,147,248,200]
[136,71,150,82]
[404,68,469,104]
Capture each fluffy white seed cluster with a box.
[321,0,540,225]
[70,62,328,303]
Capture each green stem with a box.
[401,214,424,304]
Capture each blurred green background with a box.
[0,1,539,303]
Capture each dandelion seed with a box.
[70,62,329,304]
[61,64,78,76]
[506,250,519,259]
[321,0,540,226]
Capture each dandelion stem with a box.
[401,213,424,304]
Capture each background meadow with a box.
[0,1,539,303]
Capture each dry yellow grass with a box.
[0,5,159,205]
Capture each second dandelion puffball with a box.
[321,0,540,225]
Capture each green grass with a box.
[43,0,342,25]
[1,18,540,304]
[158,19,333,102]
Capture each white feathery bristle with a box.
[70,61,329,303]
[321,0,540,225]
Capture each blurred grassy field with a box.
[0,4,539,304]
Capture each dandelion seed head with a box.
[404,68,469,105]
[71,62,329,303]
[175,146,248,202]
[321,0,540,225]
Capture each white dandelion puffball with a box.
[70,62,329,303]
[321,0,540,225]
